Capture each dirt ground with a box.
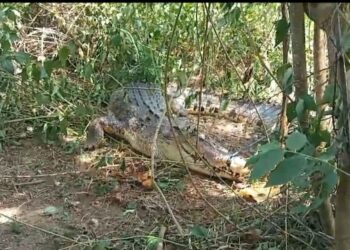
[0,118,330,249]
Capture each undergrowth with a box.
[0,3,285,149]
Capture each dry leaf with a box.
[136,170,154,189]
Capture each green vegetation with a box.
[1,3,350,249]
[1,3,284,146]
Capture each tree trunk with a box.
[296,3,350,249]
[335,63,350,249]
[334,70,350,250]
[279,3,289,141]
[313,19,335,238]
[289,3,308,131]
[314,24,328,107]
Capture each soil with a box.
[0,118,328,249]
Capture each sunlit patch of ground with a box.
[0,136,330,249]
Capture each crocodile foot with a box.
[84,141,99,151]
[84,118,106,151]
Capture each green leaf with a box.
[1,59,14,74]
[153,29,161,39]
[21,68,28,82]
[59,119,68,136]
[84,63,93,79]
[277,63,291,82]
[177,71,187,88]
[295,98,305,119]
[146,236,161,250]
[286,101,297,122]
[45,123,60,142]
[220,98,229,111]
[0,130,5,138]
[10,9,21,18]
[14,52,30,65]
[40,65,48,79]
[92,240,111,250]
[308,198,325,210]
[7,10,17,21]
[301,94,317,111]
[96,155,114,168]
[318,144,337,161]
[43,206,60,215]
[191,225,209,238]
[286,131,307,151]
[36,93,51,105]
[224,6,241,25]
[223,3,235,11]
[10,222,23,234]
[320,169,338,196]
[314,162,333,175]
[9,32,19,43]
[282,67,293,95]
[250,148,284,181]
[322,83,338,104]
[1,39,11,51]
[120,158,127,172]
[309,129,331,147]
[32,64,41,82]
[112,33,122,47]
[341,32,350,52]
[300,143,315,156]
[58,46,70,64]
[292,174,310,189]
[259,141,280,153]
[184,93,197,108]
[246,154,260,166]
[44,59,60,77]
[230,7,241,23]
[312,162,338,198]
[75,104,88,116]
[67,41,77,55]
[275,18,290,47]
[266,155,307,187]
[0,8,8,21]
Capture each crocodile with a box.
[85,82,258,180]
[167,82,281,128]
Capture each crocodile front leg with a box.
[85,116,109,150]
[85,115,128,150]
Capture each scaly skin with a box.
[85,82,248,180]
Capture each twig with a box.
[159,2,252,230]
[150,94,166,180]
[0,170,86,179]
[205,5,271,143]
[4,115,58,124]
[14,180,45,186]
[59,235,187,250]
[150,91,184,236]
[195,3,210,150]
[0,212,82,245]
[157,2,185,236]
[155,181,185,234]
[156,225,167,250]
